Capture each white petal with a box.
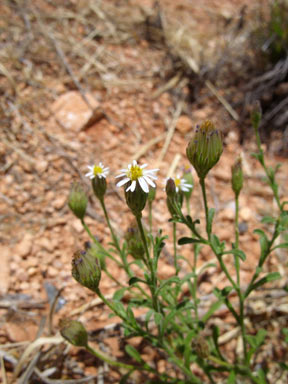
[138,177,149,193]
[130,180,137,192]
[115,173,127,179]
[116,178,130,187]
[143,172,157,180]
[175,186,179,193]
[132,160,137,166]
[143,175,155,187]
[87,165,94,171]
[181,186,189,192]
[140,163,148,169]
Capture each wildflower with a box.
[186,120,223,180]
[85,162,109,179]
[115,160,158,194]
[72,249,101,293]
[60,319,88,347]
[68,183,88,220]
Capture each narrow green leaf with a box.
[201,299,223,322]
[207,208,215,234]
[223,249,246,261]
[272,242,288,251]
[254,229,269,264]
[227,370,236,384]
[128,277,145,286]
[113,287,127,301]
[178,237,202,245]
[125,344,142,363]
[250,272,281,293]
[156,277,180,296]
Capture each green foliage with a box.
[63,114,287,383]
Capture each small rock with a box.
[71,219,84,233]
[239,207,252,221]
[51,91,101,131]
[37,237,55,252]
[176,115,193,134]
[0,246,10,294]
[15,233,33,258]
[52,195,67,210]
[35,160,48,174]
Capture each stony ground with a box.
[0,0,287,383]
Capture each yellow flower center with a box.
[93,166,103,176]
[175,178,181,187]
[128,165,143,181]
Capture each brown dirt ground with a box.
[0,0,287,383]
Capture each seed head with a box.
[125,222,145,260]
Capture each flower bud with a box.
[165,178,176,198]
[231,157,243,197]
[125,181,147,217]
[72,249,101,293]
[92,176,107,201]
[250,100,262,131]
[165,178,183,217]
[125,223,145,260]
[68,183,88,220]
[60,319,88,347]
[186,121,223,180]
[192,335,210,359]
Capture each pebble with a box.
[52,195,67,210]
[0,246,10,294]
[15,233,33,258]
[176,115,193,134]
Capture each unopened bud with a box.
[165,178,176,198]
[60,319,88,347]
[68,183,88,220]
[231,157,243,197]
[125,223,145,260]
[251,100,262,131]
[165,178,183,217]
[125,182,147,217]
[92,176,107,201]
[192,335,210,359]
[186,121,223,180]
[72,249,101,293]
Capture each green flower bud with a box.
[92,176,107,201]
[60,319,88,347]
[85,243,106,270]
[251,100,262,131]
[148,186,156,203]
[231,157,244,197]
[125,223,145,260]
[125,181,147,217]
[186,121,223,180]
[165,178,176,199]
[72,249,101,293]
[165,178,183,217]
[192,335,210,359]
[68,183,88,220]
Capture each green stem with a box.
[173,222,179,275]
[186,196,191,216]
[81,219,122,267]
[200,177,210,240]
[135,214,160,313]
[234,195,240,286]
[86,345,134,371]
[148,201,153,234]
[100,198,121,253]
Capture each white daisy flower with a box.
[170,174,193,193]
[115,160,159,193]
[85,162,109,179]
